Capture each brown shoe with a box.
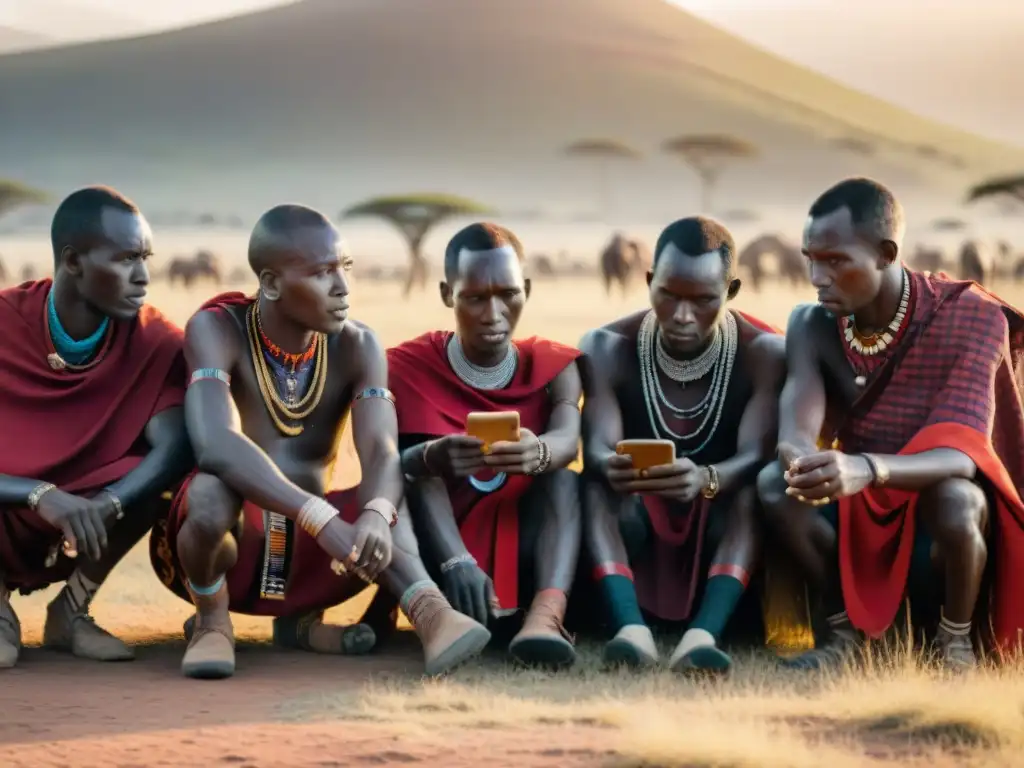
[508,589,576,668]
[273,611,376,655]
[181,581,235,679]
[935,629,977,671]
[43,598,134,662]
[0,591,20,669]
[406,586,491,676]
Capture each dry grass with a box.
[12,276,1024,767]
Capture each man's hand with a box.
[424,435,487,479]
[439,560,497,626]
[777,441,815,472]
[35,489,108,561]
[784,450,874,502]
[484,427,543,475]
[605,454,708,502]
[350,510,393,581]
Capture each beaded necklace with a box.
[45,289,110,370]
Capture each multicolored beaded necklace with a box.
[44,289,110,370]
[255,304,318,407]
[839,268,914,382]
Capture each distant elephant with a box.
[737,234,806,291]
[530,254,555,276]
[907,244,947,274]
[958,240,995,285]
[168,249,222,288]
[600,233,650,296]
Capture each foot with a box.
[273,612,376,655]
[406,586,491,676]
[181,581,235,679]
[43,598,134,662]
[668,628,732,675]
[934,629,977,672]
[0,592,21,669]
[508,589,576,668]
[779,625,860,671]
[602,624,659,669]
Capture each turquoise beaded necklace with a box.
[47,289,109,366]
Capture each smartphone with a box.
[616,439,675,470]
[466,411,521,452]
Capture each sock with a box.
[594,562,644,632]
[688,565,750,642]
[59,570,101,615]
[400,579,436,615]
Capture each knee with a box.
[922,478,987,543]
[184,473,238,540]
[756,462,787,520]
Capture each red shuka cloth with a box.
[151,472,366,616]
[834,271,1024,652]
[634,310,781,621]
[387,331,581,609]
[0,279,185,589]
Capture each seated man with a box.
[382,223,583,668]
[758,177,1024,670]
[149,204,490,679]
[0,186,190,668]
[579,216,785,673]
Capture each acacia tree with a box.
[661,134,758,214]
[966,175,1024,206]
[0,179,48,220]
[563,139,642,224]
[341,194,494,297]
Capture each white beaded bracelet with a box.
[296,496,339,539]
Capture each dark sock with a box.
[597,572,645,632]
[689,574,746,641]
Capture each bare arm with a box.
[578,329,626,474]
[777,305,828,455]
[349,327,403,510]
[409,475,470,563]
[538,360,583,470]
[184,309,313,516]
[0,475,50,506]
[104,406,193,510]
[712,332,786,493]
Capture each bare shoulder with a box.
[747,330,786,366]
[785,302,835,344]
[183,306,241,359]
[579,311,642,363]
[335,319,386,377]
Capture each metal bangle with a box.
[27,482,56,512]
[103,488,125,520]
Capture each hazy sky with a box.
[2,0,1020,146]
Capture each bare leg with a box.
[582,472,659,668]
[919,478,988,670]
[757,462,858,670]
[176,473,242,679]
[44,492,168,662]
[509,469,581,667]
[670,486,762,674]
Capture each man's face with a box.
[646,244,737,355]
[441,245,529,360]
[802,206,888,317]
[73,207,153,321]
[270,224,352,334]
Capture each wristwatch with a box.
[701,465,720,500]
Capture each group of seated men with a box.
[2,176,1023,681]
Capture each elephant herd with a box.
[0,249,225,289]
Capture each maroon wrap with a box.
[0,279,185,590]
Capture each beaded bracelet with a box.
[296,496,339,539]
[439,553,477,574]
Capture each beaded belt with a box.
[259,510,292,601]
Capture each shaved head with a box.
[248,204,338,275]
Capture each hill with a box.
[0,0,1019,225]
[0,26,51,55]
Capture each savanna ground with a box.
[5,275,1024,768]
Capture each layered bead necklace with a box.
[446,334,518,492]
[446,334,518,390]
[246,300,328,437]
[637,309,737,457]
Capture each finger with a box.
[90,507,109,553]
[367,538,392,579]
[642,463,686,478]
[454,585,473,618]
[785,465,838,490]
[470,580,490,626]
[451,446,487,459]
[786,481,835,501]
[451,436,486,449]
[61,526,79,559]
[80,515,102,562]
[485,441,521,455]
[352,523,370,564]
[354,531,375,570]
[608,454,633,468]
[607,469,639,483]
[452,459,489,475]
[789,451,835,474]
[67,517,90,560]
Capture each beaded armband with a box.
[189,368,231,386]
[296,496,340,538]
[354,387,395,406]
